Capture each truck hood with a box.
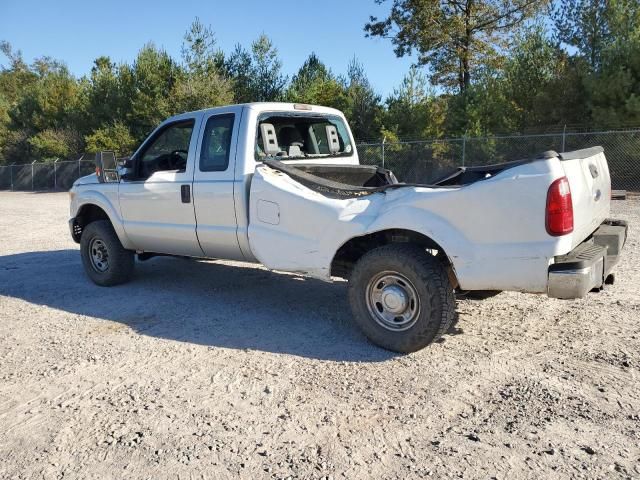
[73,173,100,187]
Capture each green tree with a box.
[174,18,233,111]
[0,41,37,105]
[249,34,287,101]
[223,35,287,102]
[1,54,84,161]
[287,53,331,99]
[588,33,640,126]
[383,66,444,139]
[10,57,81,132]
[0,94,10,163]
[1,128,31,164]
[551,0,608,69]
[84,121,138,155]
[551,0,640,69]
[124,44,181,140]
[452,65,507,135]
[82,56,123,133]
[224,44,254,103]
[180,17,225,74]
[451,27,591,135]
[28,128,82,161]
[365,0,545,92]
[286,53,349,111]
[0,42,37,163]
[344,58,382,140]
[576,0,640,126]
[502,26,564,131]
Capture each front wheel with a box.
[348,244,456,353]
[80,220,134,286]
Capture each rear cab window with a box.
[255,113,353,161]
[200,114,235,172]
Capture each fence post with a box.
[561,124,567,153]
[381,136,386,169]
[54,158,59,190]
[31,160,37,191]
[10,163,15,191]
[462,133,467,167]
[78,157,81,179]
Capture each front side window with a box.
[255,113,353,160]
[138,120,194,178]
[200,114,235,172]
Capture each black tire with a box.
[458,290,502,300]
[348,244,456,353]
[80,220,134,286]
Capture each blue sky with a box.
[0,0,416,98]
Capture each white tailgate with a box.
[560,148,611,248]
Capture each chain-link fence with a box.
[358,129,640,192]
[0,158,96,191]
[1,129,639,192]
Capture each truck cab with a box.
[72,103,357,262]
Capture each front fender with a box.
[72,187,134,250]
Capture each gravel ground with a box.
[0,191,639,480]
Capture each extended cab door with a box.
[192,108,245,261]
[118,116,204,257]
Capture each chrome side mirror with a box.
[96,151,120,183]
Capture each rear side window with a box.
[200,114,235,172]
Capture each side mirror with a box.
[118,157,136,181]
[96,151,120,183]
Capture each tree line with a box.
[1,0,639,165]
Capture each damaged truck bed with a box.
[249,148,623,297]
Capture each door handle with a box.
[181,184,191,203]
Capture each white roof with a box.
[168,102,345,122]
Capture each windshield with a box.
[255,113,353,160]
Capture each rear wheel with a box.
[348,244,456,353]
[80,220,134,286]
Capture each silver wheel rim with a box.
[365,271,421,331]
[89,238,109,273]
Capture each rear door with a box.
[561,147,611,247]
[118,117,203,257]
[192,108,245,261]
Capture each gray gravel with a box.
[1,191,639,479]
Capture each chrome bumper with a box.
[548,219,628,299]
[548,257,605,299]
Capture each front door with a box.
[118,118,204,257]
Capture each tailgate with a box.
[560,147,611,248]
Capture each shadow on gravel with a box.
[0,249,459,362]
[0,250,462,361]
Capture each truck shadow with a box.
[0,249,460,362]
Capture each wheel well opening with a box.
[331,229,457,285]
[72,204,109,242]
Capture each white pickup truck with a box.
[69,103,627,352]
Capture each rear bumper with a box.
[548,219,628,299]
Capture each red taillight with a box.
[546,177,574,236]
